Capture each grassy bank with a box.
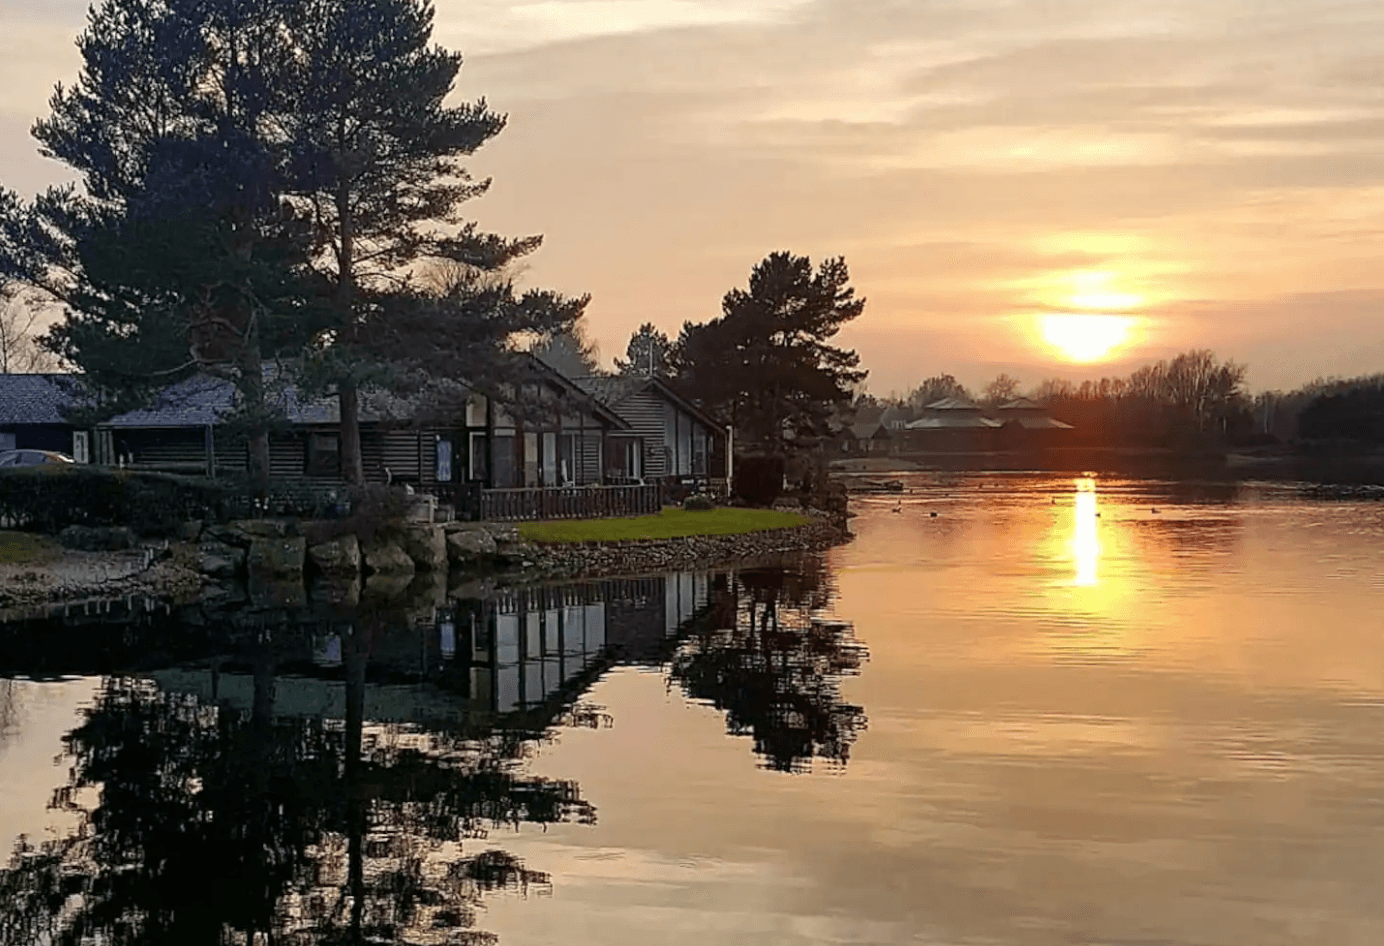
[0,530,62,565]
[518,507,810,544]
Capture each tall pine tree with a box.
[676,251,866,452]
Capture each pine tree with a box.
[675,251,866,452]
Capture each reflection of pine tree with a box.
[0,625,591,946]
[670,566,868,773]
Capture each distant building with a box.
[899,397,1001,452]
[995,397,1075,448]
[840,420,892,455]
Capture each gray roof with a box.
[905,415,1001,430]
[0,374,86,425]
[102,368,416,428]
[998,397,1045,411]
[924,397,983,411]
[1001,415,1074,430]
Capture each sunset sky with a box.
[3,0,1384,395]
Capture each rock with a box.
[176,519,204,542]
[246,536,307,580]
[446,528,497,562]
[229,518,288,539]
[399,523,447,571]
[308,534,361,579]
[310,577,361,607]
[200,553,239,580]
[362,572,412,601]
[58,525,136,551]
[362,539,415,578]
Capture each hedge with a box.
[0,467,347,537]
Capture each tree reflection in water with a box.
[0,615,589,945]
[670,563,869,772]
[0,561,867,942]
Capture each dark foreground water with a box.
[3,473,1384,945]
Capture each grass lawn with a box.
[518,506,809,544]
[0,530,62,565]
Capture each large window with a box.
[465,395,487,427]
[305,432,340,477]
[523,432,539,487]
[492,434,517,487]
[692,425,707,476]
[469,432,488,482]
[542,432,557,486]
[559,433,579,485]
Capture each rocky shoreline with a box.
[0,510,851,616]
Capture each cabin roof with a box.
[998,397,1046,411]
[572,374,724,433]
[0,373,87,425]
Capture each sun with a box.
[1039,313,1134,363]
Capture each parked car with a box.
[0,449,76,467]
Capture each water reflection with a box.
[0,560,862,943]
[1071,477,1100,587]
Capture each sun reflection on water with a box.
[1072,477,1100,587]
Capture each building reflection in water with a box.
[0,563,862,945]
[1072,477,1101,587]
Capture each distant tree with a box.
[615,322,672,378]
[981,372,1021,407]
[0,287,59,373]
[529,323,600,378]
[907,373,971,409]
[674,251,866,451]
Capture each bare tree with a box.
[0,288,59,373]
[981,372,1021,406]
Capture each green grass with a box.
[0,530,62,565]
[518,506,809,544]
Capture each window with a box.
[468,432,488,482]
[72,430,90,464]
[692,425,707,476]
[435,438,453,482]
[523,432,539,487]
[542,432,557,486]
[559,433,578,485]
[465,395,488,427]
[305,433,340,477]
[492,434,517,487]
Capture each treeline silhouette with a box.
[869,352,1384,450]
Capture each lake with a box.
[2,472,1383,945]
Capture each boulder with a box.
[248,577,308,610]
[446,528,497,562]
[399,523,447,571]
[246,536,307,580]
[198,540,246,579]
[362,572,413,602]
[308,534,361,579]
[229,518,288,539]
[176,519,204,542]
[362,539,416,578]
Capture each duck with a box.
[1151,507,1160,514]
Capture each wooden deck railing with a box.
[479,484,662,522]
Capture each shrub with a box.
[732,455,785,507]
[0,466,236,537]
[682,492,716,511]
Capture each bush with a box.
[732,455,785,507]
[682,492,716,511]
[0,466,236,537]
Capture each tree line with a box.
[0,0,873,484]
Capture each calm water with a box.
[3,473,1384,945]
